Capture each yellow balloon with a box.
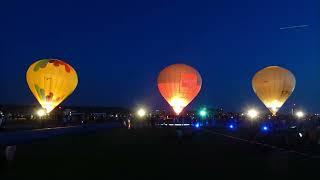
[26,59,78,113]
[252,66,296,115]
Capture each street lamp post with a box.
[247,109,259,128]
[295,111,305,119]
[136,108,147,128]
[199,108,208,126]
[36,109,46,127]
[137,108,146,118]
[294,111,305,136]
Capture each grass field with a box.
[1,127,319,179]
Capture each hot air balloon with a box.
[157,64,202,115]
[26,59,78,113]
[252,66,295,115]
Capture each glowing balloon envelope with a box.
[157,64,202,115]
[26,59,78,113]
[252,66,295,115]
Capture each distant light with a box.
[195,123,200,128]
[199,109,207,117]
[37,109,46,117]
[247,109,259,119]
[298,133,303,138]
[137,108,146,118]
[158,123,190,126]
[229,124,234,129]
[296,111,305,119]
[262,126,268,131]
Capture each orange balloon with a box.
[157,64,202,115]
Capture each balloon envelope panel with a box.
[26,59,78,113]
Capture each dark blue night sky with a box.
[0,0,319,113]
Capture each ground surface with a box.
[1,127,319,179]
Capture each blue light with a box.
[195,123,200,128]
[262,125,268,131]
[229,124,234,129]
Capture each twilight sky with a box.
[0,0,319,113]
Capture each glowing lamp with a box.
[37,109,46,117]
[199,108,207,117]
[296,111,305,119]
[137,108,146,118]
[247,109,259,119]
